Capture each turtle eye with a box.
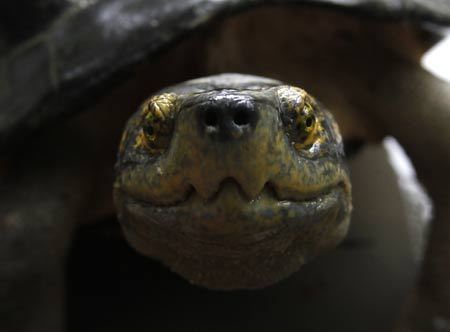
[294,102,317,148]
[135,93,178,154]
[278,86,320,151]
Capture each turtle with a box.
[113,74,352,290]
[1,1,450,332]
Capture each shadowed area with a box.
[67,144,416,332]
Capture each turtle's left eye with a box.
[135,93,178,155]
[278,86,320,151]
[296,104,316,136]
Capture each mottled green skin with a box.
[114,74,351,289]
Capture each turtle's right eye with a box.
[135,93,178,155]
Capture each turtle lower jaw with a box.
[115,182,351,289]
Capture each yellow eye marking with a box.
[135,93,178,154]
[277,86,307,112]
[134,129,150,150]
[278,86,323,151]
[142,93,177,121]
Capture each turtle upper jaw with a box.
[117,178,348,245]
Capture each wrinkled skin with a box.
[114,74,352,289]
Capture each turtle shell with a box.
[1,0,450,149]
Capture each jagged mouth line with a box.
[122,180,346,248]
[123,179,345,208]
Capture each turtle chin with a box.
[114,182,351,290]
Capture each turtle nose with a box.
[197,100,258,141]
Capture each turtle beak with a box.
[167,90,278,201]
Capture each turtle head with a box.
[114,74,352,289]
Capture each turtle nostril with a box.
[198,99,257,140]
[233,109,251,126]
[204,111,219,127]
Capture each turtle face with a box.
[114,75,352,290]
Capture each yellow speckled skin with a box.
[114,74,352,289]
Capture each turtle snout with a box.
[197,98,258,141]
